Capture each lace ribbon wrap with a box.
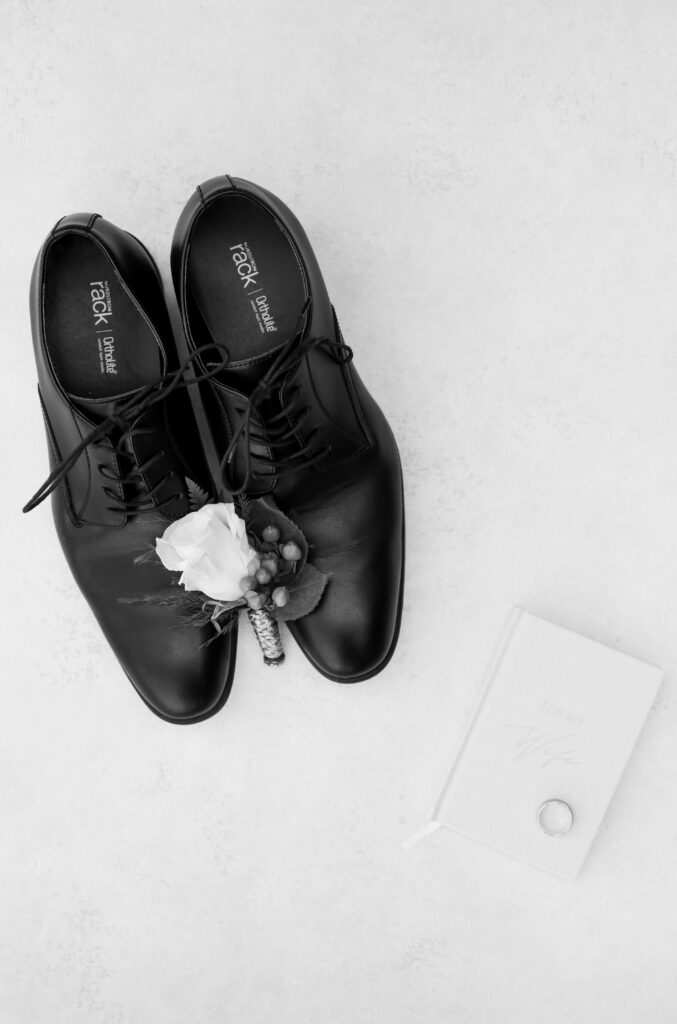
[247,607,285,665]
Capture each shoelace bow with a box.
[23,345,229,517]
[221,303,353,496]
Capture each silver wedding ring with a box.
[537,799,574,837]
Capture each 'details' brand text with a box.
[90,280,117,374]
[229,242,278,333]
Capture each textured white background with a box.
[3,1,677,1021]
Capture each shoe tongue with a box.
[73,388,146,424]
[223,329,308,393]
[223,351,276,392]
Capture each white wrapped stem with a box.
[247,608,285,665]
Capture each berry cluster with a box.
[239,523,303,613]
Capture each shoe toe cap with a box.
[290,593,398,682]
[289,527,404,683]
[107,610,237,723]
[136,629,236,722]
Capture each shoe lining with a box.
[43,234,162,402]
[186,193,307,365]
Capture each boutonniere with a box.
[150,485,327,665]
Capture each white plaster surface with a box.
[3,1,677,1020]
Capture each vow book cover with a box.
[430,610,663,879]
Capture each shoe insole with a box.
[44,234,162,403]
[186,193,308,365]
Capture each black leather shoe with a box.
[24,213,237,722]
[171,176,404,682]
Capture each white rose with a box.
[156,503,259,602]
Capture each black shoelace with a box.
[23,345,229,519]
[221,301,353,496]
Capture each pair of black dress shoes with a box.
[24,176,405,723]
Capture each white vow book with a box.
[409,610,663,880]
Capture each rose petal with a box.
[156,537,187,572]
[156,502,260,601]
